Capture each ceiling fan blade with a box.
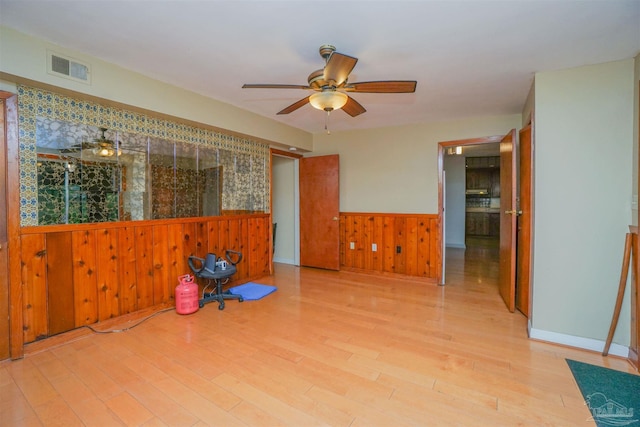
[323,52,358,87]
[344,80,417,93]
[242,84,311,90]
[341,96,366,117]
[277,97,310,115]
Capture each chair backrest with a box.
[204,253,217,274]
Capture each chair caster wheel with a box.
[218,304,225,310]
[199,301,204,308]
[239,297,244,302]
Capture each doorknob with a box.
[332,217,338,221]
[505,210,523,216]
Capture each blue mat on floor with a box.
[228,283,277,300]
[566,359,640,427]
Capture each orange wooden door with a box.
[499,129,517,312]
[300,155,340,270]
[516,125,532,317]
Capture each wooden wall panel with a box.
[134,226,154,309]
[183,222,198,258]
[372,216,384,272]
[117,227,138,314]
[72,230,98,327]
[208,220,221,256]
[46,232,75,335]
[152,225,170,305]
[168,223,187,289]
[405,217,418,276]
[428,217,439,278]
[340,213,439,281]
[353,215,365,270]
[256,217,271,276]
[363,216,373,271]
[248,217,260,277]
[217,219,230,254]
[17,214,271,345]
[227,219,245,280]
[394,217,407,275]
[417,218,430,277]
[195,221,209,258]
[383,216,395,274]
[21,234,47,343]
[96,228,120,321]
[251,217,270,277]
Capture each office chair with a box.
[187,249,243,310]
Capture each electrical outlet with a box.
[350,242,355,250]
[372,243,377,252]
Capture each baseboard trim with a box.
[273,257,295,265]
[445,243,466,249]
[529,328,629,358]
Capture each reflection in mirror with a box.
[120,131,149,221]
[198,145,222,217]
[149,137,176,220]
[36,119,123,225]
[34,117,243,225]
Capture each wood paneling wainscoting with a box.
[18,214,271,348]
[340,213,440,282]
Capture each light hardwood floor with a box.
[1,243,637,426]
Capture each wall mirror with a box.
[34,117,262,226]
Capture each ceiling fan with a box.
[62,127,121,157]
[242,45,417,118]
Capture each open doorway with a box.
[439,129,532,320]
[442,139,502,292]
[271,149,301,266]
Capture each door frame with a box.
[498,129,518,313]
[270,148,302,268]
[437,135,504,285]
[438,135,503,285]
[1,91,22,359]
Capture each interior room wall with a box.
[0,26,313,151]
[272,156,296,264]
[443,154,466,248]
[522,81,535,127]
[310,114,521,214]
[633,52,640,227]
[532,59,635,351]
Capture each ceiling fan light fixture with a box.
[309,91,348,112]
[93,145,121,157]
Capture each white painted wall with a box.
[272,156,296,264]
[633,52,640,226]
[0,26,313,151]
[443,154,466,248]
[310,115,522,214]
[532,59,635,349]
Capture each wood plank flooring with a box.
[1,242,637,426]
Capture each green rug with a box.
[566,359,640,427]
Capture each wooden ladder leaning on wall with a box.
[603,226,639,372]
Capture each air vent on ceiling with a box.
[47,51,91,84]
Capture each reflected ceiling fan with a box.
[242,45,417,122]
[62,127,121,157]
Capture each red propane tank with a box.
[175,274,199,315]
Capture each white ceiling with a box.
[1,0,639,134]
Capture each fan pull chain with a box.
[325,110,331,135]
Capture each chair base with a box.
[199,280,244,310]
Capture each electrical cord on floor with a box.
[82,306,175,334]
